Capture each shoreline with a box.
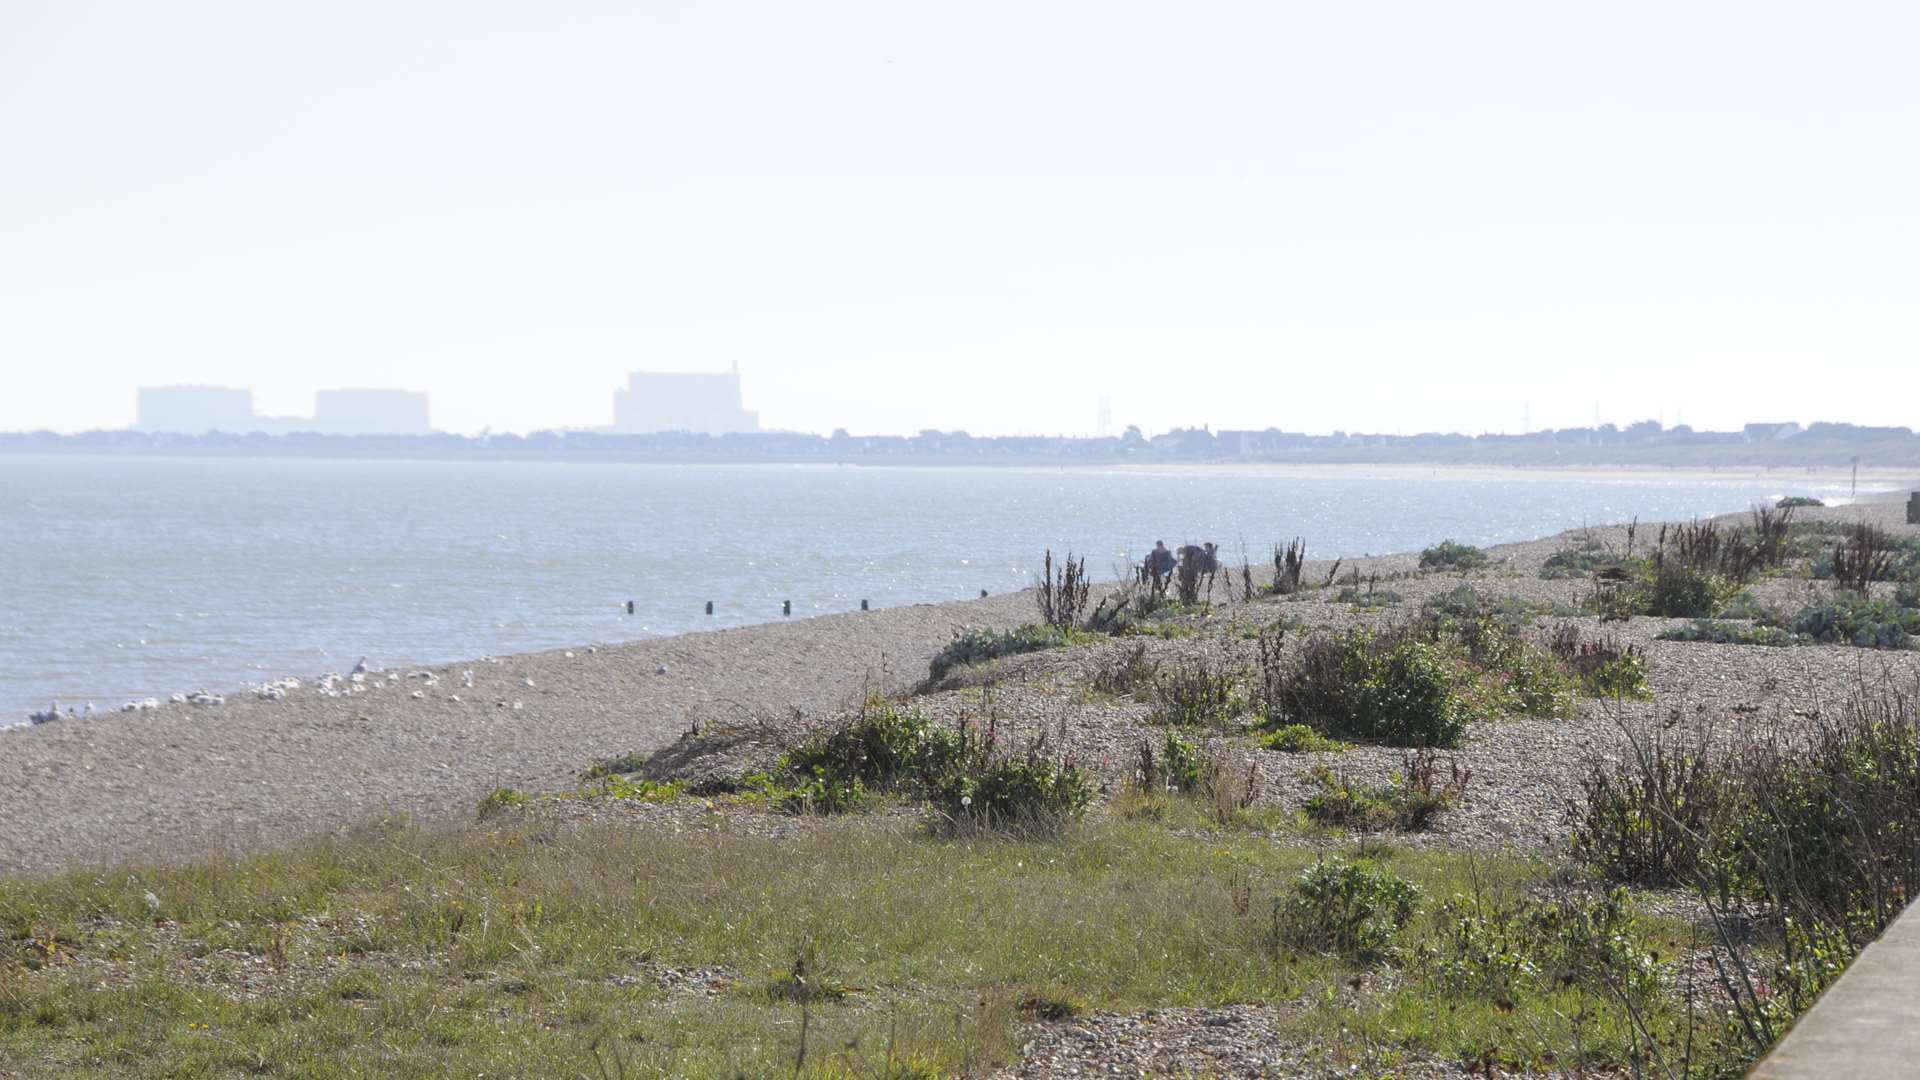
[0,485,1913,879]
[4,464,1903,722]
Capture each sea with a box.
[0,454,1873,723]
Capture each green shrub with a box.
[1539,541,1643,581]
[1790,593,1920,649]
[1645,563,1736,618]
[1260,724,1346,754]
[1420,540,1489,572]
[477,787,529,818]
[779,704,965,813]
[1567,724,1737,887]
[928,733,1093,837]
[1426,888,1663,1007]
[1160,729,1202,793]
[1443,616,1573,719]
[1273,858,1420,960]
[928,624,1070,682]
[1657,619,1801,647]
[1267,627,1469,747]
[1776,496,1824,509]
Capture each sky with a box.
[3,1,1917,438]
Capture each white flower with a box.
[960,795,973,807]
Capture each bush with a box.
[1136,729,1202,793]
[1420,540,1489,572]
[1645,561,1736,618]
[477,787,529,818]
[1546,625,1653,699]
[1567,723,1736,887]
[1152,656,1243,728]
[1450,617,1573,719]
[1265,627,1469,747]
[1273,858,1420,960]
[1303,749,1467,832]
[1539,542,1624,580]
[928,624,1070,683]
[1776,496,1824,509]
[927,724,1092,837]
[1790,592,1920,649]
[780,704,966,813]
[1426,888,1663,1008]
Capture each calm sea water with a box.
[0,455,1867,721]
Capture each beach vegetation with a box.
[1788,592,1919,649]
[776,703,966,813]
[1539,537,1646,581]
[1335,584,1403,608]
[1420,584,1543,629]
[1419,540,1489,572]
[1272,857,1420,961]
[1087,641,1158,700]
[1151,655,1244,728]
[4,788,1802,1078]
[1034,549,1091,633]
[1545,624,1652,699]
[1258,625,1471,747]
[1259,723,1347,754]
[770,705,1091,835]
[1270,538,1307,595]
[927,624,1074,683]
[1303,749,1467,833]
[477,786,529,817]
[1657,619,1800,646]
[1567,676,1920,1065]
[1775,495,1824,509]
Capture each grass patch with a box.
[0,803,1774,1077]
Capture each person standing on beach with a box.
[1146,540,1175,596]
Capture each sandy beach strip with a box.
[1,486,1914,879]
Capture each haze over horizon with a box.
[4,1,1917,438]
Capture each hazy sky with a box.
[4,1,1917,437]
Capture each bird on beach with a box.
[351,657,370,675]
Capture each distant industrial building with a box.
[612,365,759,435]
[134,386,431,435]
[136,386,255,434]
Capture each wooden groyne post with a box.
[1908,491,1919,525]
